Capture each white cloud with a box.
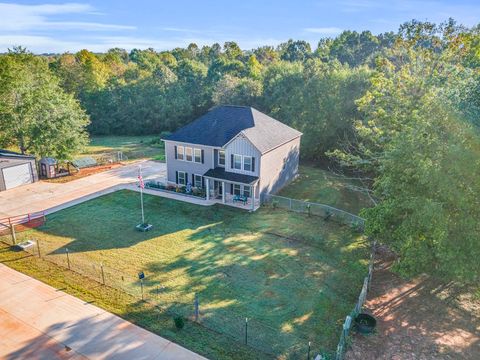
[0,2,135,31]
[304,27,343,35]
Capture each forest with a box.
[0,19,479,283]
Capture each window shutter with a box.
[192,174,195,185]
[174,145,177,159]
[202,176,205,188]
[185,173,188,185]
[201,149,205,163]
[230,184,233,194]
[252,157,255,172]
[175,171,178,184]
[231,154,234,168]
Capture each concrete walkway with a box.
[0,264,207,360]
[0,160,166,218]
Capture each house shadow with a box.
[27,189,369,357]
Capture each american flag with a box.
[138,172,144,189]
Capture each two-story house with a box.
[162,105,302,210]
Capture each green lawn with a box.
[3,190,369,359]
[278,165,373,215]
[83,135,165,161]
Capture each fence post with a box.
[36,239,41,258]
[194,294,199,322]
[100,263,105,285]
[66,248,70,270]
[10,223,16,245]
[289,198,292,210]
[140,279,144,301]
[307,341,311,360]
[245,317,248,345]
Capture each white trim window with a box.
[233,184,241,195]
[185,147,193,162]
[194,174,203,188]
[233,154,242,170]
[178,171,186,185]
[243,185,251,198]
[243,156,252,171]
[177,146,184,160]
[194,148,202,163]
[218,150,225,166]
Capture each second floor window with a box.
[185,147,193,161]
[194,148,202,163]
[233,154,242,170]
[218,150,225,166]
[243,156,252,171]
[177,146,184,160]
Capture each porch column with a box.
[222,181,226,203]
[251,183,256,211]
[206,178,210,200]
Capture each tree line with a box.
[0,19,479,283]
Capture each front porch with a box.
[210,192,261,211]
[203,167,260,211]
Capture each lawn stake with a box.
[245,317,248,345]
[66,248,70,269]
[140,279,144,300]
[101,263,105,285]
[307,341,311,360]
[36,239,41,258]
[194,294,199,322]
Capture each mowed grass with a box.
[278,165,373,214]
[5,190,369,358]
[84,135,165,161]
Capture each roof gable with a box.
[164,105,302,153]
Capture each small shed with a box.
[39,157,57,178]
[39,157,71,178]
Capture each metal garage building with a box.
[0,149,38,191]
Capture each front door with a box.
[214,180,223,197]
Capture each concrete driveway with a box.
[0,264,206,360]
[0,160,165,218]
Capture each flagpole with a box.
[139,166,145,224]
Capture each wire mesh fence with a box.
[263,194,365,229]
[334,241,376,360]
[1,233,318,359]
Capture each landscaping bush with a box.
[173,315,185,330]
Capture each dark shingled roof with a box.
[164,105,302,153]
[0,149,35,159]
[203,167,259,185]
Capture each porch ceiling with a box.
[203,167,258,185]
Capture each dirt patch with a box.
[346,249,480,359]
[42,164,123,183]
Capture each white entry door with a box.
[3,163,33,190]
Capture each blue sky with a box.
[1,0,480,53]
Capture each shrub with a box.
[173,315,185,330]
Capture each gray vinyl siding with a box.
[0,157,38,191]
[165,141,214,184]
[224,135,260,177]
[258,136,301,199]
